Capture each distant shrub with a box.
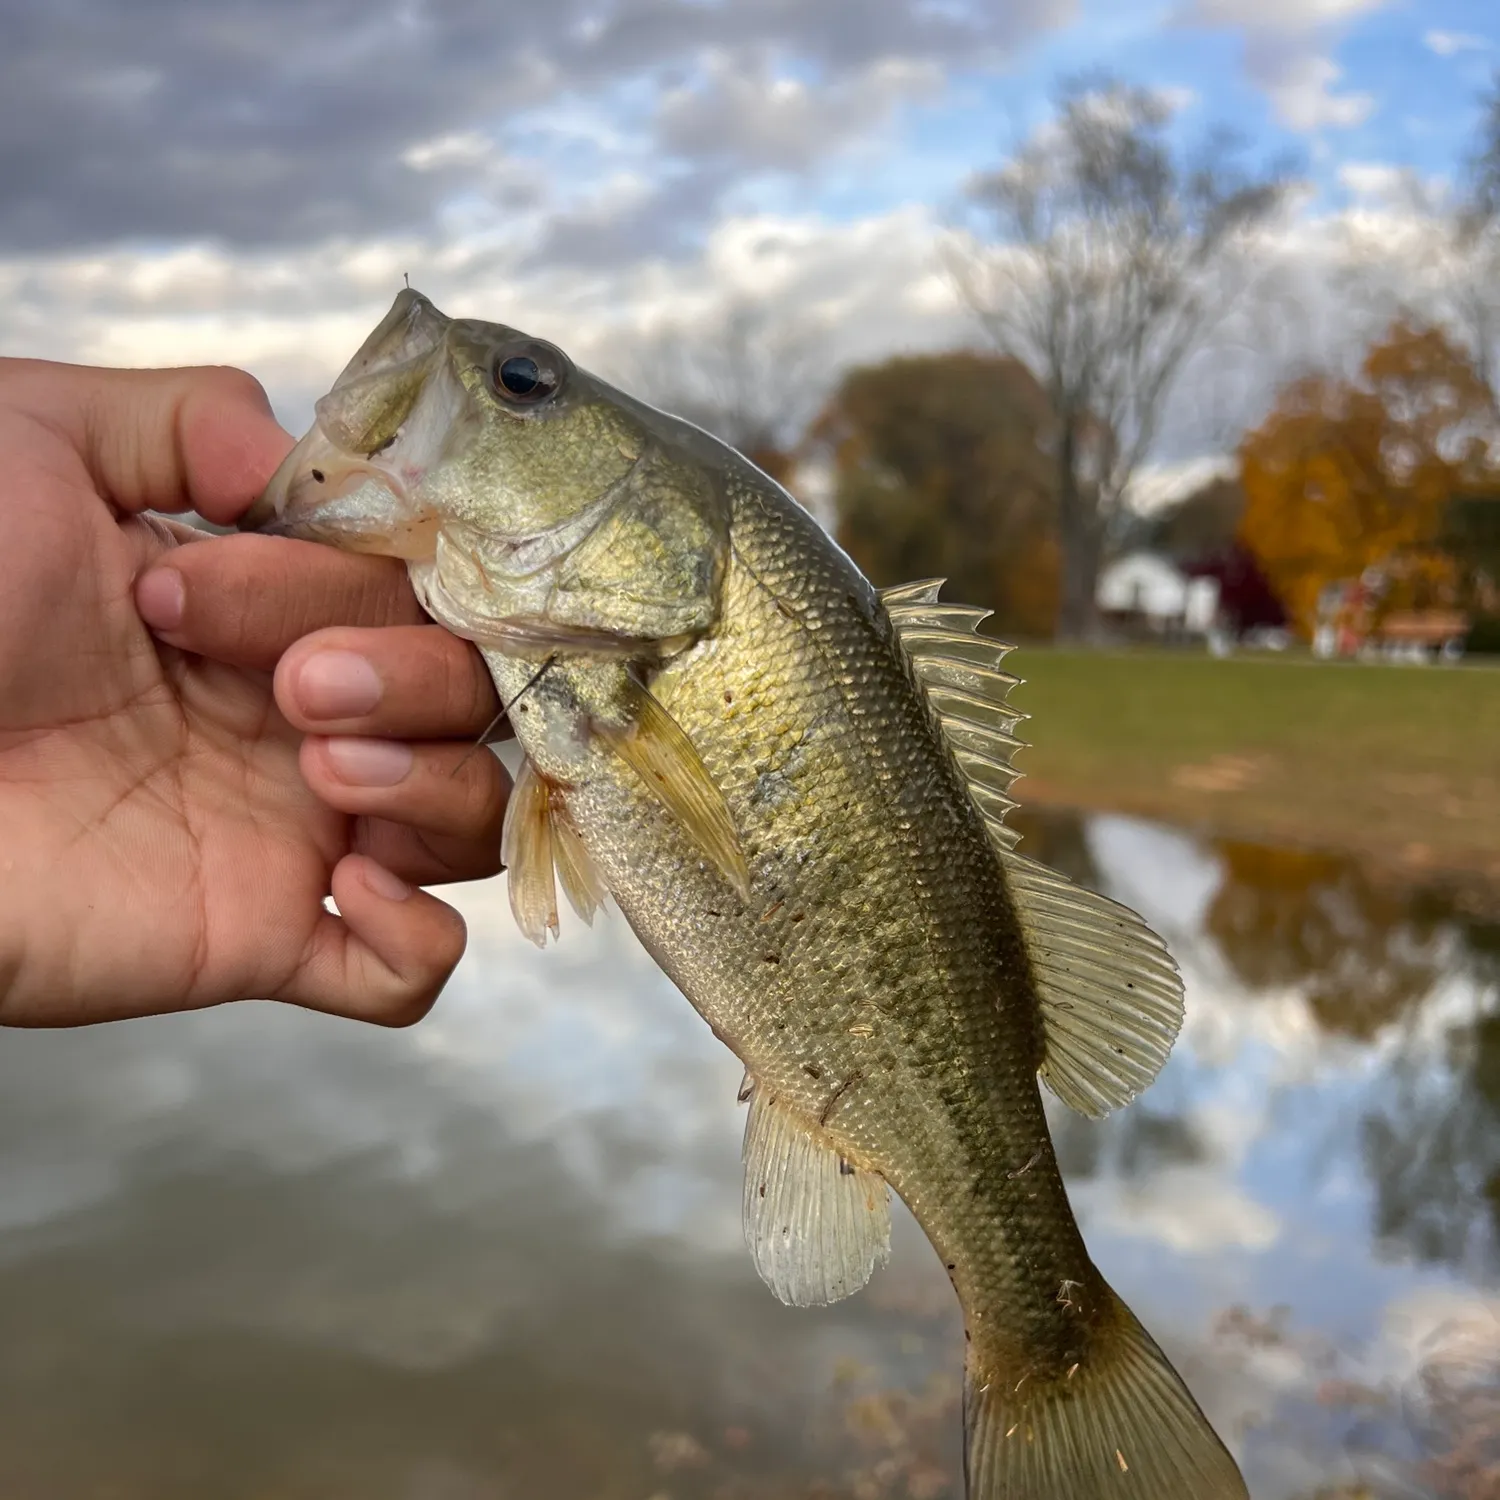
[1466,616,1500,655]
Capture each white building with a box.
[1097,551,1219,633]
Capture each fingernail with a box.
[324,737,413,786]
[136,567,185,632]
[361,860,413,902]
[296,650,382,719]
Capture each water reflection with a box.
[0,811,1495,1498]
[1204,843,1454,1041]
[1364,1010,1500,1276]
[1164,831,1500,1279]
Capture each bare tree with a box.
[1454,74,1500,400]
[948,77,1287,641]
[1334,75,1500,413]
[620,297,823,483]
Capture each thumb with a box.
[271,855,467,1027]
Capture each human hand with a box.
[0,359,507,1028]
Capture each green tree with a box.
[1443,486,1500,617]
[811,350,1060,638]
[1147,476,1245,563]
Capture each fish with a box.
[243,288,1248,1499]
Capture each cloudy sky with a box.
[1,0,1496,476]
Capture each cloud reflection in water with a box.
[0,810,1494,1497]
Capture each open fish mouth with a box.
[240,419,440,558]
[246,422,409,529]
[240,289,453,556]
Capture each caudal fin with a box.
[964,1288,1246,1500]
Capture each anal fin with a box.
[741,1082,890,1307]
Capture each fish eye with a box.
[489,344,562,404]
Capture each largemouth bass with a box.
[245,289,1247,1499]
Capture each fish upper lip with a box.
[240,423,410,534]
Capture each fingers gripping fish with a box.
[244,289,1248,1500]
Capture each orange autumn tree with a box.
[1238,321,1499,634]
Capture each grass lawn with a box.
[1008,646,1500,897]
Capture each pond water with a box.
[0,809,1496,1500]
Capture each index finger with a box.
[137,532,428,671]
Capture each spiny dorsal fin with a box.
[741,1080,891,1307]
[882,577,1183,1116]
[501,759,608,945]
[595,679,751,899]
[879,577,1026,851]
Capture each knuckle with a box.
[376,986,440,1029]
[197,364,273,414]
[441,637,494,730]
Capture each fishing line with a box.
[451,655,556,777]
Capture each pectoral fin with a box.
[594,679,750,898]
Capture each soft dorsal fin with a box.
[1001,850,1183,1117]
[881,578,1184,1116]
[741,1079,891,1307]
[500,759,608,946]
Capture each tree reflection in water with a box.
[1205,842,1451,1042]
[1194,836,1500,1275]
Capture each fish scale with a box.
[246,287,1249,1499]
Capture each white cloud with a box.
[1423,29,1491,58]
[1337,160,1414,202]
[1180,0,1390,134]
[654,52,946,172]
[1125,455,1237,513]
[399,131,498,172]
[1181,0,1389,30]
[0,204,968,433]
[1152,83,1200,115]
[1260,52,1376,131]
[1085,1166,1281,1253]
[0,0,1079,258]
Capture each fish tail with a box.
[963,1284,1246,1500]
